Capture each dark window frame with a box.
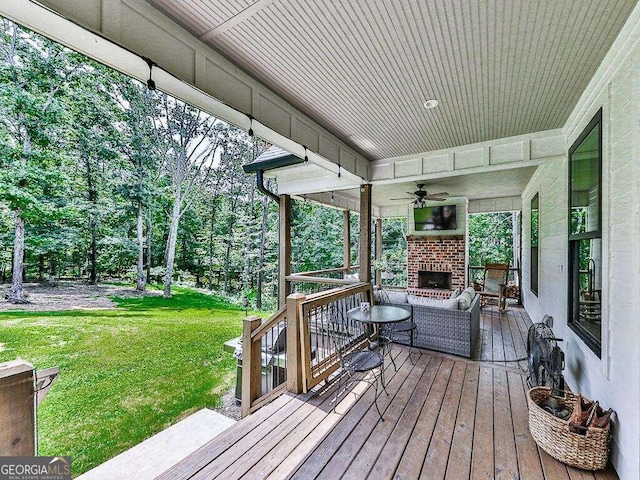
[567,108,602,357]
[530,193,539,296]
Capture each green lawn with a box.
[0,286,247,476]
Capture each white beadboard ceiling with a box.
[147,0,636,162]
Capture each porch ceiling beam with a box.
[370,129,565,184]
[300,191,382,219]
[0,0,367,185]
[197,0,276,41]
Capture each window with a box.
[568,109,602,356]
[530,194,539,296]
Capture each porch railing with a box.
[241,305,287,417]
[287,283,373,393]
[241,283,374,414]
[286,265,360,295]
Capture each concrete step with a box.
[77,409,235,480]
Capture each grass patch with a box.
[0,286,250,476]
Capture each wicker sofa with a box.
[374,287,481,358]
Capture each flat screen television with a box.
[414,205,457,231]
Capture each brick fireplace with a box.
[407,235,466,298]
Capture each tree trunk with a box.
[223,240,232,293]
[86,157,98,284]
[256,194,269,310]
[49,257,56,281]
[136,199,145,291]
[163,192,181,298]
[89,219,97,283]
[38,255,44,281]
[8,211,27,303]
[208,198,217,289]
[146,208,152,283]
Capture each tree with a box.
[111,77,161,291]
[69,66,121,284]
[0,21,322,310]
[0,20,85,302]
[151,94,226,297]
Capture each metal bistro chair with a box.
[478,263,510,313]
[381,319,421,371]
[327,305,385,421]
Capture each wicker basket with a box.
[528,387,611,470]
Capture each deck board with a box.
[422,360,466,478]
[161,306,619,480]
[339,354,432,479]
[444,363,479,480]
[471,365,495,480]
[508,371,545,480]
[493,368,519,479]
[368,355,442,480]
[314,351,416,479]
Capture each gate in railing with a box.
[241,282,374,415]
[292,283,373,393]
[241,306,287,417]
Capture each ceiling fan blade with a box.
[390,197,413,201]
[427,192,449,197]
[424,197,446,202]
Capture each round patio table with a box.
[346,305,411,325]
[347,305,412,351]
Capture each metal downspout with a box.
[256,169,279,202]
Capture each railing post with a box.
[359,184,372,283]
[241,315,262,418]
[343,210,351,272]
[286,293,305,394]
[375,217,382,286]
[0,360,35,455]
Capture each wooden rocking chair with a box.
[478,263,509,313]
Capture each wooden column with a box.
[286,293,305,394]
[279,194,292,307]
[241,315,262,418]
[343,210,351,272]
[0,360,35,455]
[375,217,383,286]
[359,184,372,283]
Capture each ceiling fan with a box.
[391,183,450,206]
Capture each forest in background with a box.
[0,20,414,311]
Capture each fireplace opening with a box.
[418,271,452,290]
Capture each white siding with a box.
[521,13,640,478]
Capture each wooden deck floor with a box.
[158,306,618,480]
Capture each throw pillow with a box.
[449,287,462,299]
[463,286,476,301]
[457,291,473,310]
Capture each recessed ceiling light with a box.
[423,99,439,109]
